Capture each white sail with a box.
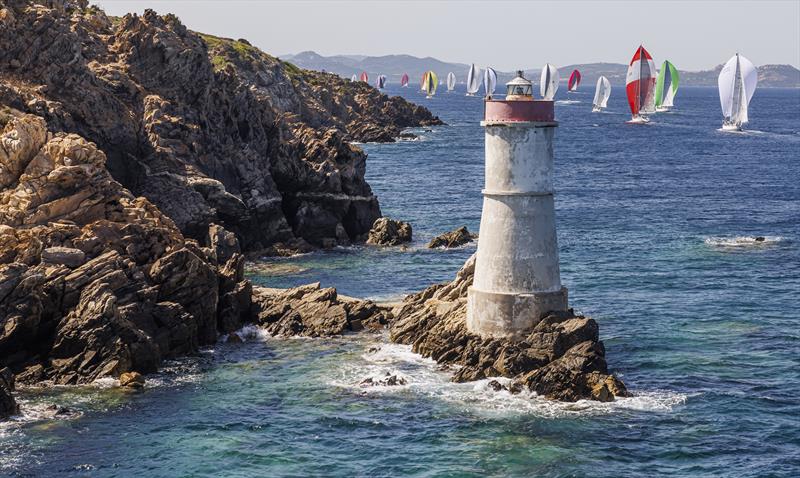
[592,76,611,110]
[484,67,497,98]
[447,72,456,91]
[351,74,357,82]
[718,53,758,128]
[466,64,481,95]
[539,63,560,100]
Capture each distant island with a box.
[283,51,800,88]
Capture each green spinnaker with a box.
[655,60,680,108]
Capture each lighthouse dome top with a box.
[505,71,533,101]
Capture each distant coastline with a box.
[282,51,800,88]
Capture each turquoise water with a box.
[2,86,799,477]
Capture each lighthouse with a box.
[466,71,568,340]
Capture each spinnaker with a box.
[718,53,757,131]
[447,72,456,92]
[625,45,657,123]
[466,64,481,96]
[568,70,581,92]
[483,67,497,98]
[655,60,679,111]
[540,63,560,100]
[592,76,611,112]
[401,73,409,87]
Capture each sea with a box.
[2,85,799,477]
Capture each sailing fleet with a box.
[351,46,759,131]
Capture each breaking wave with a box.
[329,341,687,418]
[704,235,786,248]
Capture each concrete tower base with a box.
[466,287,568,340]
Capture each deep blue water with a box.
[2,85,799,477]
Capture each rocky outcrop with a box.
[366,217,412,246]
[0,1,441,253]
[389,255,629,402]
[251,282,391,337]
[0,367,17,419]
[0,110,251,385]
[427,226,476,249]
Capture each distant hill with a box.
[282,51,800,88]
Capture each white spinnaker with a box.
[447,72,456,91]
[466,64,481,94]
[351,74,357,82]
[484,67,497,97]
[539,63,560,100]
[593,76,611,108]
[718,54,758,125]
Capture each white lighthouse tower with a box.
[466,71,568,340]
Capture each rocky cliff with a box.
[0,109,251,385]
[0,0,441,253]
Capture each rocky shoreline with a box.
[0,0,628,419]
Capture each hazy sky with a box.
[97,0,800,70]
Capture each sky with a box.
[96,0,800,71]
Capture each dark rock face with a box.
[389,255,629,402]
[0,111,251,385]
[0,1,441,252]
[251,282,391,337]
[427,226,476,249]
[366,217,412,246]
[0,367,17,419]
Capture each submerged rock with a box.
[366,218,412,246]
[427,226,476,249]
[0,367,18,419]
[389,254,629,402]
[251,283,390,337]
[359,373,407,387]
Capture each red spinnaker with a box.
[568,70,581,91]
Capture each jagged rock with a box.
[389,254,629,402]
[0,2,441,251]
[119,371,145,388]
[366,217,412,246]
[0,367,18,419]
[427,226,476,249]
[251,282,389,337]
[0,111,251,385]
[41,246,86,267]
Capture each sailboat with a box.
[359,72,368,83]
[718,53,757,131]
[484,67,497,98]
[446,72,456,92]
[466,64,481,96]
[592,76,611,112]
[420,72,427,91]
[376,74,387,89]
[625,45,657,124]
[568,70,581,92]
[423,70,438,98]
[351,74,357,82]
[401,73,409,87]
[540,63,560,100]
[655,60,679,112]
